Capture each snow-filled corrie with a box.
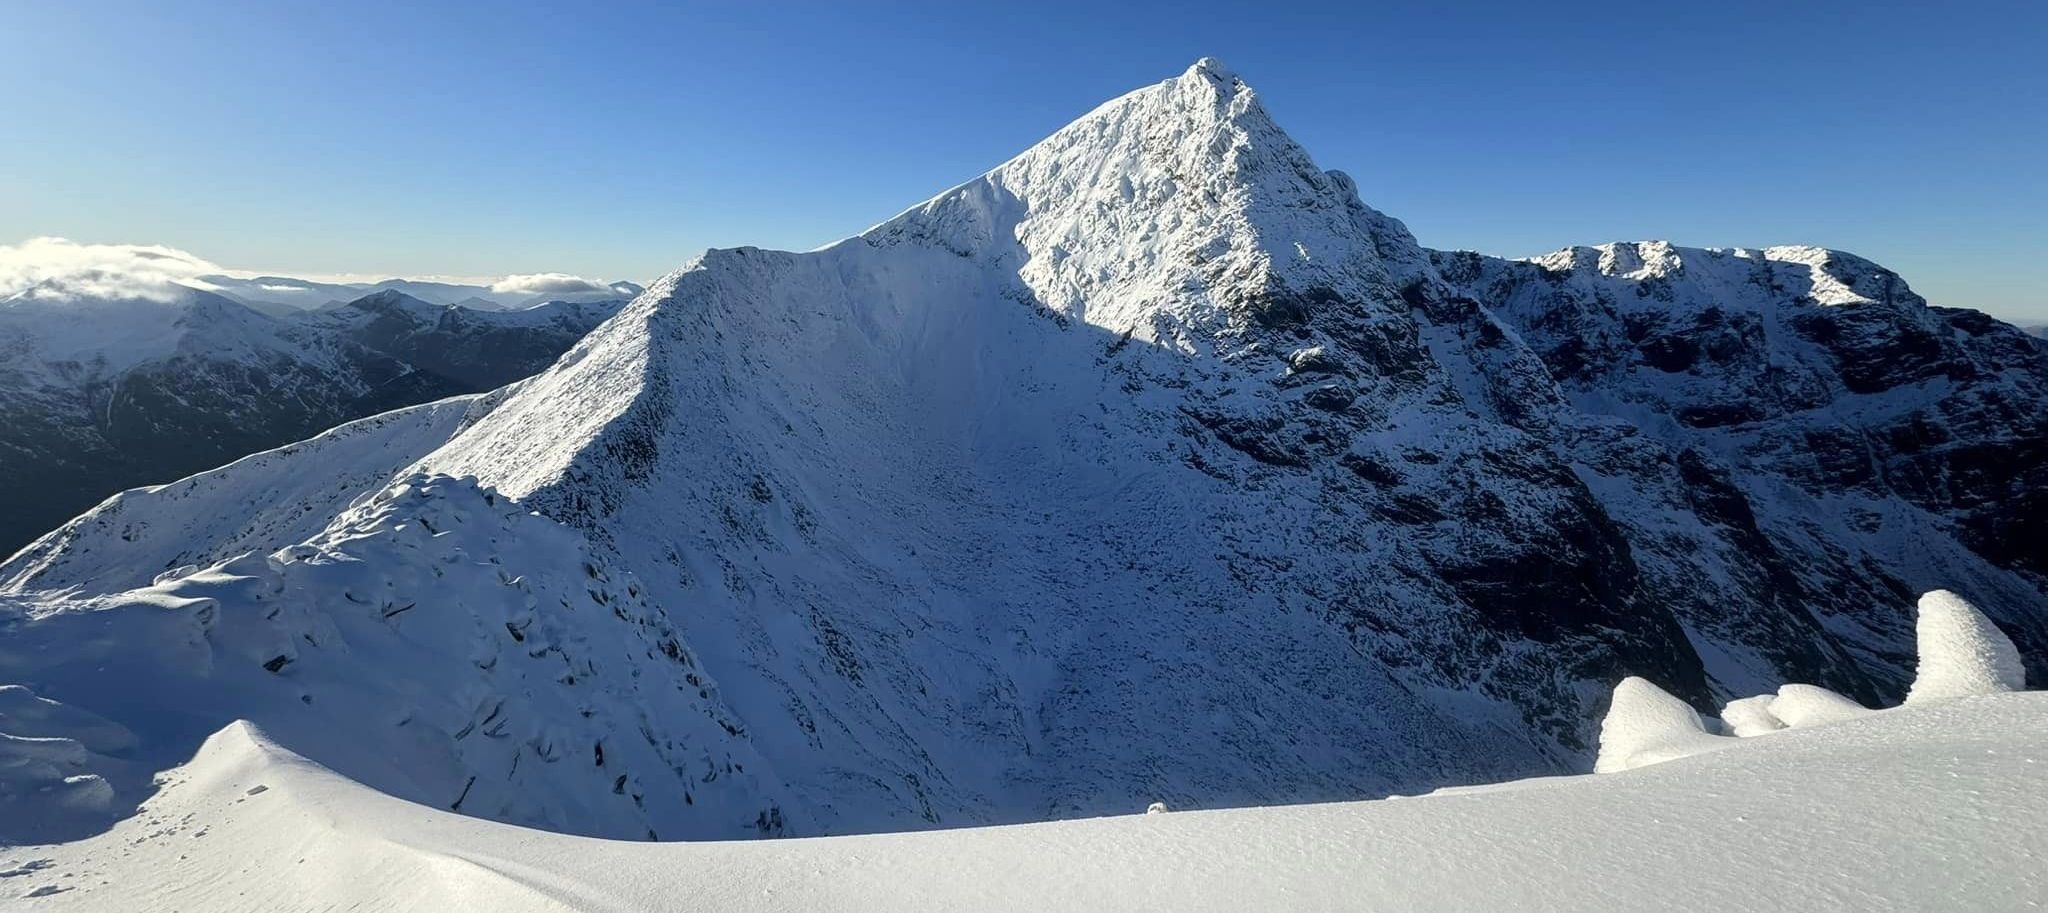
[0,474,790,844]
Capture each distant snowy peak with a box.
[1524,241,1928,309]
[0,281,287,374]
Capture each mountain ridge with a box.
[0,288,628,557]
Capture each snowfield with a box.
[6,693,2043,911]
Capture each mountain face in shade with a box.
[0,287,623,556]
[2,59,2042,844]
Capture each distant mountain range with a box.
[196,274,643,315]
[0,282,626,556]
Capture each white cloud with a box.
[1,237,636,307]
[0,237,227,303]
[489,272,616,297]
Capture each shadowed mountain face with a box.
[2,60,2042,844]
[0,288,622,557]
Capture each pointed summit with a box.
[858,58,1417,342]
[1186,56,1240,84]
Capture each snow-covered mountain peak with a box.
[1186,55,1241,82]
[851,58,1414,347]
[0,281,283,373]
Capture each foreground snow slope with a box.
[11,693,2044,911]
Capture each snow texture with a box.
[1906,589,2027,705]
[1764,684,1874,729]
[1592,677,1725,773]
[1716,695,1786,737]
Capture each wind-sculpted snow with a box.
[1594,588,2025,773]
[1906,590,2026,704]
[5,59,2047,844]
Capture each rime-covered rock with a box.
[1594,677,1728,773]
[1717,696,1786,737]
[1907,590,2027,705]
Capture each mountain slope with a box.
[1434,242,2048,674]
[0,288,623,557]
[2,60,2043,844]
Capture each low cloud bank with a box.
[0,237,224,302]
[489,272,617,297]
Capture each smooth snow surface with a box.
[9,694,2045,911]
[1907,590,2026,705]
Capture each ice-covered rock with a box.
[1906,590,2027,705]
[1594,677,1729,773]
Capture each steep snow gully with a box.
[4,59,2045,846]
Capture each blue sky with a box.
[4,0,2043,319]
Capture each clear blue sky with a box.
[4,0,2043,319]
